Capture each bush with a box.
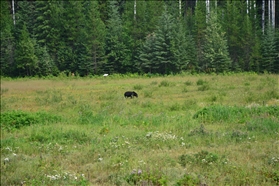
[196,79,207,85]
[0,110,61,131]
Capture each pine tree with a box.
[15,24,38,76]
[274,29,279,73]
[171,20,196,72]
[84,1,106,75]
[261,23,277,72]
[57,1,88,74]
[105,1,132,74]
[202,10,231,73]
[194,0,207,71]
[153,6,175,74]
[138,33,157,73]
[0,1,15,76]
[223,0,244,71]
[14,1,36,39]
[35,45,58,76]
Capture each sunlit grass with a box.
[1,73,279,185]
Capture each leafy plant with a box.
[196,79,207,85]
[1,110,61,131]
[175,174,199,186]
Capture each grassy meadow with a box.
[1,73,279,185]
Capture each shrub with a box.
[0,111,61,131]
[196,79,207,85]
[175,174,199,186]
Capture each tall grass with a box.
[1,73,279,185]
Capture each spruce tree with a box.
[84,1,106,75]
[202,10,231,73]
[274,29,279,73]
[223,0,243,71]
[35,45,58,76]
[15,24,38,76]
[171,20,196,72]
[0,1,15,76]
[138,33,157,73]
[194,0,207,71]
[105,1,132,74]
[261,23,277,72]
[153,6,175,74]
[62,1,87,74]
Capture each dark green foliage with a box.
[1,1,279,77]
[15,24,38,76]
[29,128,90,144]
[261,23,277,73]
[105,1,132,74]
[196,79,207,85]
[1,111,61,131]
[0,1,15,76]
[202,10,231,73]
[125,169,167,186]
[175,174,199,186]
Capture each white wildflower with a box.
[5,147,12,152]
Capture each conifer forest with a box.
[1,0,279,77]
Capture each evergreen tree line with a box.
[1,0,279,77]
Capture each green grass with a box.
[1,73,279,185]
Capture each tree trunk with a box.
[179,0,181,16]
[12,0,15,25]
[134,0,136,21]
[268,0,271,23]
[271,0,275,27]
[206,0,210,23]
[262,0,265,33]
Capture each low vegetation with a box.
[1,73,279,185]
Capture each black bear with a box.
[124,91,138,98]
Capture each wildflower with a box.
[4,158,9,162]
[13,153,17,156]
[181,142,185,146]
[125,141,130,145]
[98,158,103,162]
[5,147,12,152]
